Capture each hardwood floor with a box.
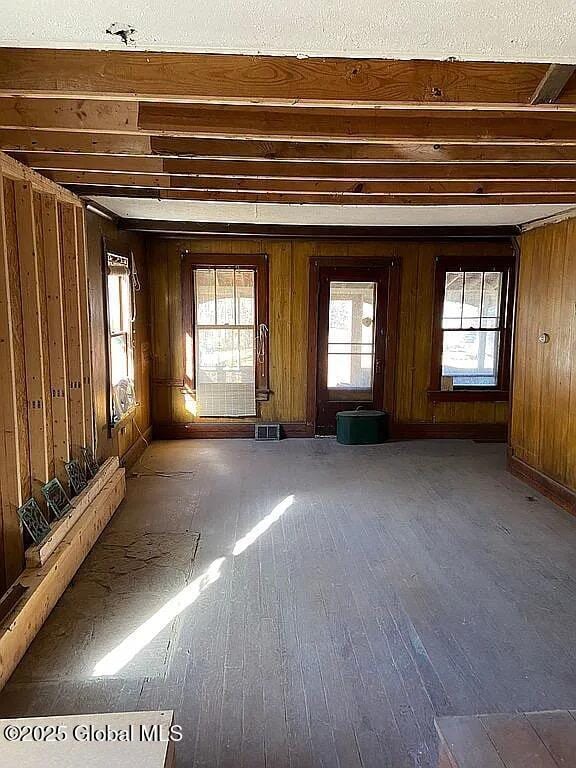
[2,438,576,767]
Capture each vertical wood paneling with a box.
[149,237,509,430]
[84,210,151,464]
[511,219,576,493]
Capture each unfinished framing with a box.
[0,152,96,592]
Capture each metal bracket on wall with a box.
[42,478,72,520]
[82,446,100,479]
[65,460,88,496]
[18,499,51,545]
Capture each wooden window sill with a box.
[110,404,138,433]
[427,389,509,403]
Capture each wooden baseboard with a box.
[390,421,507,441]
[507,450,576,516]
[0,468,126,691]
[121,425,153,468]
[153,422,313,439]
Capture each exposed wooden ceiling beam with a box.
[139,104,576,143]
[531,64,576,104]
[18,155,576,179]
[0,48,559,107]
[71,186,576,204]
[6,131,576,163]
[119,220,520,239]
[0,129,153,155]
[43,170,576,195]
[1,100,576,144]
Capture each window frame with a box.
[102,238,137,431]
[181,253,269,416]
[428,255,515,402]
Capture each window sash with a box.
[193,267,257,418]
[430,257,514,396]
[182,254,269,410]
[105,247,135,426]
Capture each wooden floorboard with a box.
[2,439,576,767]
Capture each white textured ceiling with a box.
[89,198,576,227]
[2,0,576,62]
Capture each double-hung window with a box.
[105,248,136,424]
[182,255,269,418]
[430,256,515,400]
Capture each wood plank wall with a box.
[510,217,576,500]
[0,152,93,591]
[85,211,151,466]
[149,237,510,434]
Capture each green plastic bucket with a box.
[336,410,389,445]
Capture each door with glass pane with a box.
[316,267,389,434]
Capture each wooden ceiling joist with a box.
[44,170,576,195]
[0,48,566,107]
[18,155,576,180]
[2,48,576,210]
[119,220,520,239]
[74,186,576,205]
[1,100,576,144]
[5,131,576,163]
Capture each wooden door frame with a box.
[306,255,401,432]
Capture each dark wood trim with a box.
[384,261,401,418]
[151,377,185,387]
[181,258,195,391]
[507,237,521,446]
[391,421,507,441]
[306,254,400,433]
[507,449,576,516]
[101,236,113,438]
[121,220,521,240]
[427,389,509,402]
[428,251,516,398]
[153,422,313,439]
[180,252,270,402]
[306,261,320,429]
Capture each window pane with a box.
[107,275,122,334]
[110,334,128,386]
[441,330,500,388]
[462,271,483,328]
[195,269,215,324]
[194,268,257,417]
[216,269,235,325]
[442,269,504,331]
[236,270,255,325]
[120,273,131,331]
[327,281,375,391]
[443,272,464,329]
[481,271,502,327]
